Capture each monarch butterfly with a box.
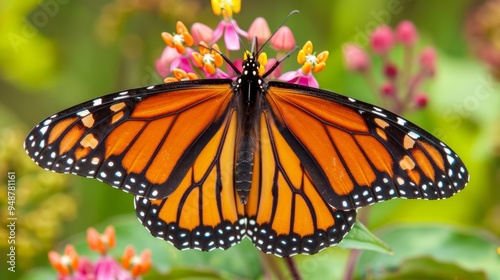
[24,39,469,258]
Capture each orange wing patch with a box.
[135,110,244,251]
[244,111,356,256]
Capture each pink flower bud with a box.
[396,20,418,46]
[414,93,428,108]
[380,82,395,96]
[384,63,398,79]
[370,25,394,55]
[343,43,371,72]
[247,17,271,44]
[271,26,296,51]
[191,23,214,45]
[420,47,437,76]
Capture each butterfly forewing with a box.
[24,80,235,199]
[265,82,469,210]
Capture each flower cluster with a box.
[155,0,327,88]
[48,226,151,279]
[343,20,437,114]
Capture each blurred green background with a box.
[0,0,499,279]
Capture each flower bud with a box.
[414,93,429,108]
[396,20,418,46]
[384,63,398,79]
[343,43,370,72]
[271,26,296,51]
[247,17,271,44]
[420,47,437,76]
[380,82,395,96]
[370,25,394,55]
[191,23,213,45]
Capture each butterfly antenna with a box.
[262,45,299,78]
[257,10,299,55]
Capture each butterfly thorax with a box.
[233,54,266,204]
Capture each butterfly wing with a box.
[134,109,247,251]
[24,80,235,199]
[265,82,469,210]
[244,108,357,257]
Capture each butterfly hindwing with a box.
[244,110,357,257]
[24,80,235,199]
[265,82,469,210]
[134,109,246,251]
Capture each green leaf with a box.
[339,222,393,254]
[371,256,487,280]
[156,267,228,280]
[355,224,500,279]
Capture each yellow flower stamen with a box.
[161,21,193,54]
[297,41,329,74]
[211,0,241,19]
[192,42,223,75]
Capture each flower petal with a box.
[224,24,241,50]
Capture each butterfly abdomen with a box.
[235,134,254,204]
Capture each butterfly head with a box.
[242,50,265,78]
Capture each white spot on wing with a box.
[408,131,420,139]
[113,95,129,101]
[397,117,406,126]
[77,109,91,117]
[447,155,455,164]
[372,110,387,118]
[93,98,102,106]
[40,126,49,135]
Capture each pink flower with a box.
[191,22,214,45]
[263,58,280,78]
[247,17,271,44]
[227,58,243,77]
[370,25,394,55]
[71,258,94,280]
[155,46,194,78]
[279,70,319,88]
[212,19,248,50]
[343,43,370,72]
[94,256,133,280]
[420,46,437,76]
[396,20,418,46]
